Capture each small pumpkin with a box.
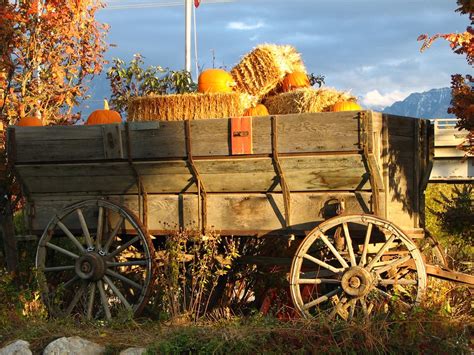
[16,116,43,127]
[281,71,310,92]
[86,99,121,125]
[331,101,362,112]
[17,108,43,127]
[198,69,235,93]
[244,104,269,117]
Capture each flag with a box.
[194,0,201,7]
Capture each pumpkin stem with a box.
[104,99,109,110]
[34,108,42,119]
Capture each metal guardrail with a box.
[429,118,473,182]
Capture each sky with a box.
[89,0,471,111]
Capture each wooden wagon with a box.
[7,110,472,320]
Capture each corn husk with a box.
[264,87,357,115]
[231,44,306,101]
[128,92,251,121]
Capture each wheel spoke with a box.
[65,282,86,315]
[342,223,357,266]
[360,298,369,316]
[366,234,396,271]
[103,216,125,253]
[46,242,79,259]
[86,282,96,320]
[303,287,342,310]
[348,298,356,320]
[106,260,148,267]
[107,236,140,258]
[378,279,417,286]
[303,254,343,274]
[297,278,340,285]
[319,234,349,269]
[300,269,338,279]
[103,275,132,310]
[106,269,143,290]
[374,288,410,308]
[374,255,411,275]
[62,275,80,290]
[97,280,112,321]
[57,221,85,253]
[77,208,93,249]
[44,265,75,272]
[95,206,104,250]
[359,223,373,266]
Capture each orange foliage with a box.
[0,0,108,126]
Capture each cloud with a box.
[362,90,409,108]
[227,20,265,31]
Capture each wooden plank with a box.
[11,112,362,164]
[384,114,416,137]
[127,121,187,159]
[385,120,417,230]
[102,124,123,159]
[29,192,372,235]
[275,112,361,153]
[15,154,369,195]
[190,119,230,156]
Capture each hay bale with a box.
[231,44,306,101]
[128,92,249,121]
[264,87,357,115]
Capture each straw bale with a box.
[128,92,248,121]
[231,44,306,101]
[264,87,357,115]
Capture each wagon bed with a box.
[9,110,431,238]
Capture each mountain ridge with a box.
[382,87,454,118]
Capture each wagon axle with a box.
[75,253,106,281]
[341,266,374,298]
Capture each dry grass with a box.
[0,309,471,354]
[264,87,357,115]
[128,92,248,121]
[231,44,306,101]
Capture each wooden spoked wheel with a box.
[36,199,155,320]
[290,215,427,319]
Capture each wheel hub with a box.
[341,266,374,298]
[75,252,106,281]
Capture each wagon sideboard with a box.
[8,110,431,238]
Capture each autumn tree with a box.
[0,0,108,272]
[0,0,108,125]
[418,0,473,154]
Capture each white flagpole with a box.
[185,0,192,73]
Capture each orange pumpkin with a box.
[282,71,310,92]
[244,104,269,117]
[86,99,121,125]
[198,69,235,93]
[331,101,362,112]
[16,116,43,127]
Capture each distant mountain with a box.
[383,87,455,118]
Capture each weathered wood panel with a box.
[383,113,420,231]
[29,192,372,234]
[13,125,106,163]
[12,111,362,164]
[126,121,187,159]
[16,154,369,195]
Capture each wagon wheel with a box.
[36,199,155,320]
[290,215,427,319]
